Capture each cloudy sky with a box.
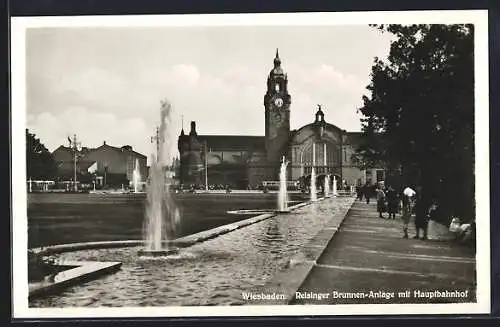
[26,25,394,159]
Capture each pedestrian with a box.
[401,186,416,238]
[356,185,363,201]
[401,193,412,238]
[386,186,398,219]
[376,186,386,218]
[414,193,430,240]
[363,182,371,204]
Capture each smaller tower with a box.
[315,104,325,123]
[178,121,203,185]
[314,104,326,139]
[189,121,197,137]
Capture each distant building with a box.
[178,50,385,188]
[52,141,147,187]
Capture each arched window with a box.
[275,83,280,92]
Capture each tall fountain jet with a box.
[133,158,141,193]
[332,175,338,196]
[139,99,181,257]
[310,143,317,201]
[310,168,317,201]
[277,156,290,213]
[324,174,330,197]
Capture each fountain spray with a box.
[140,99,181,256]
[324,174,330,197]
[277,156,290,213]
[310,143,317,201]
[310,167,317,201]
[133,158,141,193]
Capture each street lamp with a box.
[204,140,208,191]
[68,134,81,192]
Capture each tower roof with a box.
[271,48,284,76]
[274,48,281,66]
[315,104,325,123]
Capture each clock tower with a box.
[264,49,291,179]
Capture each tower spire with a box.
[274,48,281,67]
[180,114,185,136]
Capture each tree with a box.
[26,129,57,180]
[356,24,474,224]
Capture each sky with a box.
[25,25,394,159]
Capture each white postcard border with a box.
[11,10,490,318]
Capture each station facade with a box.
[178,50,385,188]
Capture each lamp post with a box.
[69,134,81,192]
[204,140,208,191]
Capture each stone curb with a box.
[29,260,122,299]
[247,196,356,305]
[31,199,318,256]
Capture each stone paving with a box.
[292,199,477,304]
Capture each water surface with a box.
[30,197,354,307]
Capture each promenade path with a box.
[292,199,477,304]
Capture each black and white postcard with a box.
[11,10,490,318]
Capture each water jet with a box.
[276,156,290,213]
[324,174,330,197]
[141,99,181,257]
[332,175,338,197]
[310,167,317,202]
[132,158,142,193]
[310,143,317,201]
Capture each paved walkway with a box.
[293,199,476,304]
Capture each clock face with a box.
[274,98,283,108]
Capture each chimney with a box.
[103,141,107,145]
[189,121,197,136]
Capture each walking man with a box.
[363,182,371,204]
[414,192,430,240]
[386,186,398,219]
[376,186,386,218]
[356,185,363,201]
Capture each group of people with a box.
[357,183,431,240]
